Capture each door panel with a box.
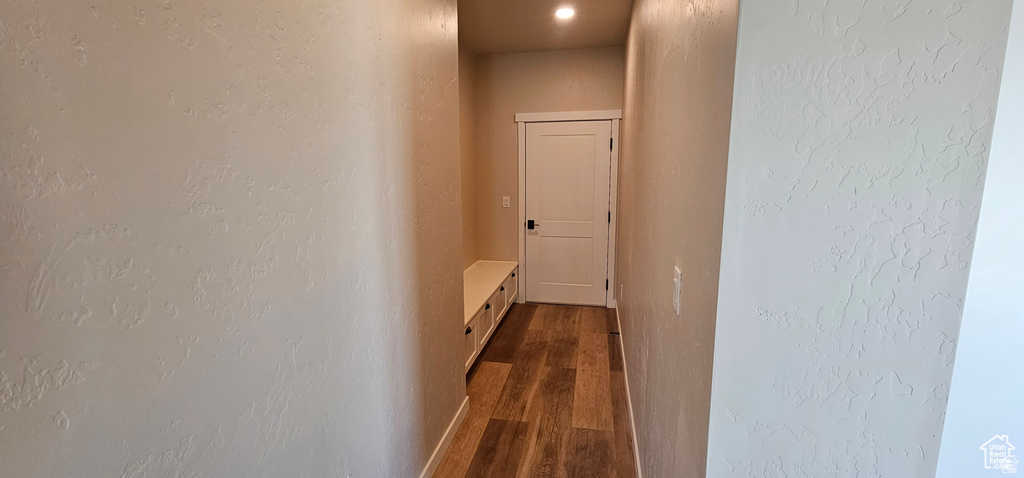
[538,135,596,221]
[539,236,593,285]
[525,120,611,306]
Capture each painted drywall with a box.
[475,46,624,262]
[614,1,738,476]
[708,2,1012,477]
[460,43,479,270]
[936,3,1023,476]
[0,0,466,476]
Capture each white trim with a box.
[615,307,643,478]
[606,118,620,308]
[420,395,469,478]
[516,121,527,304]
[514,109,623,123]
[516,115,621,307]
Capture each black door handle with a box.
[500,286,505,291]
[527,219,536,230]
[485,303,491,310]
[465,326,473,335]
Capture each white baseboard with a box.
[615,307,643,478]
[419,395,469,478]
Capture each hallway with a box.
[435,304,637,477]
[2,0,1018,475]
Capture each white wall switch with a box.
[502,196,510,208]
[673,266,682,316]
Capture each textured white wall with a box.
[616,1,738,476]
[936,3,1024,476]
[0,0,465,476]
[708,1,1012,477]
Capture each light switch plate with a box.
[502,196,510,208]
[673,266,682,316]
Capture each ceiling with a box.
[458,0,635,55]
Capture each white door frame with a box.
[515,110,621,308]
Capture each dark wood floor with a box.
[435,303,637,478]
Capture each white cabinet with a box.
[463,261,519,372]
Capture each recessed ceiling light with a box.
[555,7,575,19]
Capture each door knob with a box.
[527,220,539,230]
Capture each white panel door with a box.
[525,120,611,306]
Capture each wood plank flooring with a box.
[435,303,636,478]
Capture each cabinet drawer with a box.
[464,320,478,372]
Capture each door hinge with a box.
[608,211,611,223]
[606,279,609,290]
[610,138,613,151]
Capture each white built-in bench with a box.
[463,260,518,372]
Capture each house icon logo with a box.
[981,435,1020,473]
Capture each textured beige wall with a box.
[475,47,625,261]
[614,1,738,476]
[0,0,465,476]
[708,2,1011,476]
[459,44,479,269]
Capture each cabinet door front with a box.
[481,296,498,346]
[464,321,478,372]
[504,271,518,309]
